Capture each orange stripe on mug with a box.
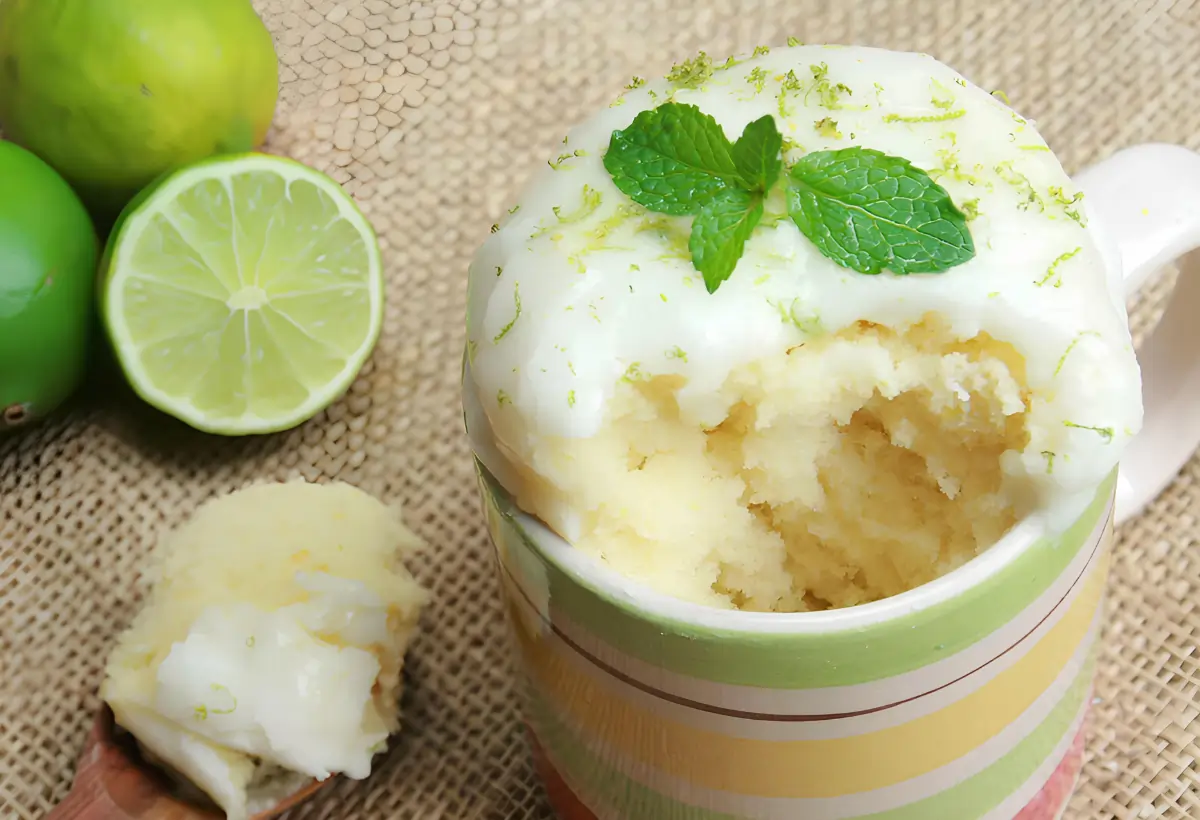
[507,550,1108,799]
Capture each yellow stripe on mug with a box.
[507,549,1108,800]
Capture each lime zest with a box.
[930,78,956,110]
[553,185,603,224]
[815,117,842,138]
[884,109,966,124]
[777,70,804,116]
[548,150,587,170]
[804,62,853,109]
[1063,420,1114,443]
[1054,330,1101,376]
[746,67,769,94]
[208,683,237,715]
[666,51,714,89]
[768,296,823,335]
[1048,185,1087,226]
[622,362,647,382]
[994,161,1044,211]
[1036,246,1082,288]
[492,283,522,343]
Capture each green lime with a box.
[0,0,279,223]
[99,154,384,436]
[0,140,99,431]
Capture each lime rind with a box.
[102,153,384,435]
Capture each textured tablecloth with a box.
[4,1,1200,818]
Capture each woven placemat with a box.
[3,1,1200,818]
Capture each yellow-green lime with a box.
[0,0,279,223]
[100,154,384,436]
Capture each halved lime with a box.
[100,153,384,435]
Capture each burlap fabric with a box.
[4,1,1200,818]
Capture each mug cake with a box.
[464,44,1142,612]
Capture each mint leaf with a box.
[731,115,783,191]
[689,188,764,293]
[787,147,975,275]
[604,103,741,216]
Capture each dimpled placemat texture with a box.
[3,1,1200,818]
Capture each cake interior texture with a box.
[511,315,1029,611]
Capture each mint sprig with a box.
[603,103,781,292]
[787,147,975,274]
[602,102,975,292]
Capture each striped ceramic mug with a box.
[466,144,1200,820]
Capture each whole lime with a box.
[0,0,279,224]
[0,140,99,432]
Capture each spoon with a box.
[47,706,329,820]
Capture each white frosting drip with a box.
[465,45,1142,527]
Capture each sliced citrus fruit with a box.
[100,153,384,435]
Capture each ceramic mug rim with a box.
[477,459,1109,638]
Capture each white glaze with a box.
[154,573,388,784]
[465,45,1143,524]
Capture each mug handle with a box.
[1074,143,1200,524]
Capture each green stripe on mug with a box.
[481,465,1113,688]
